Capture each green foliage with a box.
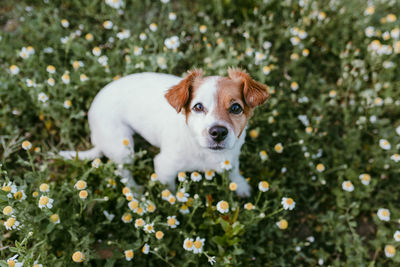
[1,0,400,266]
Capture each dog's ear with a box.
[228,68,269,108]
[165,69,203,113]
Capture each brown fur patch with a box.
[214,70,269,137]
[165,69,204,113]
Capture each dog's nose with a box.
[209,126,228,142]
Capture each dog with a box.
[60,68,269,196]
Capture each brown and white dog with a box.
[60,68,269,196]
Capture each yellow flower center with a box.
[286,198,294,205]
[126,195,133,201]
[129,201,139,210]
[168,218,176,225]
[206,170,214,176]
[122,138,130,146]
[2,186,11,192]
[142,245,148,253]
[178,172,186,178]
[122,187,130,195]
[224,160,230,165]
[40,183,49,192]
[22,140,31,149]
[125,250,134,258]
[72,251,85,262]
[136,207,144,214]
[62,74,70,80]
[151,173,157,180]
[75,180,86,190]
[194,240,202,249]
[6,217,16,227]
[168,196,176,203]
[219,201,229,210]
[147,204,155,212]
[79,190,88,199]
[50,214,60,223]
[279,219,288,229]
[7,260,16,267]
[249,129,259,138]
[123,214,132,222]
[147,225,153,231]
[316,164,325,171]
[345,182,352,188]
[156,231,164,239]
[181,204,188,210]
[260,181,269,189]
[136,219,144,226]
[260,150,267,156]
[229,182,237,191]
[161,189,170,198]
[177,192,184,198]
[14,191,23,200]
[382,210,389,217]
[32,191,39,197]
[3,206,12,215]
[245,203,253,210]
[386,245,396,255]
[185,240,193,248]
[39,196,49,205]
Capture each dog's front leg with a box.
[154,152,178,192]
[229,163,251,197]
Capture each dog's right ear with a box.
[165,69,203,113]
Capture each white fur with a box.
[60,72,251,196]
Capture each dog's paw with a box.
[234,179,252,198]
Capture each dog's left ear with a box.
[228,68,270,108]
[165,69,204,113]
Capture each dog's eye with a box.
[229,103,243,114]
[193,103,204,112]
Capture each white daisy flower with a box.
[149,23,158,32]
[316,163,325,172]
[205,170,215,180]
[183,238,194,251]
[134,218,145,228]
[359,174,371,185]
[21,141,32,151]
[379,139,391,150]
[191,171,202,182]
[179,204,190,214]
[9,65,20,75]
[19,47,30,59]
[384,245,396,258]
[139,32,147,40]
[38,92,48,103]
[133,46,143,55]
[221,160,232,171]
[46,65,56,73]
[121,213,132,223]
[176,189,189,202]
[396,125,400,136]
[142,244,150,254]
[199,25,207,33]
[393,230,400,242]
[342,181,354,192]
[290,81,299,91]
[167,215,180,228]
[92,47,101,56]
[80,74,89,82]
[157,56,167,69]
[391,154,400,162]
[164,36,180,50]
[290,36,300,45]
[103,20,113,29]
[144,223,155,233]
[98,55,108,66]
[3,205,14,216]
[254,51,266,65]
[47,78,55,86]
[258,181,270,192]
[74,180,87,190]
[92,158,101,168]
[124,249,134,261]
[13,190,27,201]
[117,29,130,40]
[177,172,186,182]
[216,200,229,213]
[50,213,61,224]
[192,237,205,254]
[61,19,69,28]
[105,0,124,9]
[276,219,288,229]
[281,197,295,210]
[274,143,284,153]
[259,150,268,161]
[4,217,20,230]
[169,12,176,20]
[377,208,390,221]
[38,196,54,209]
[6,255,23,267]
[161,189,171,200]
[64,100,72,109]
[150,173,158,181]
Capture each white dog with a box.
[60,68,269,196]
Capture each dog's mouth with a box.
[208,144,225,151]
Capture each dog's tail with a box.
[59,147,102,160]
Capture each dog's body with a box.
[60,69,269,196]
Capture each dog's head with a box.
[165,68,269,151]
